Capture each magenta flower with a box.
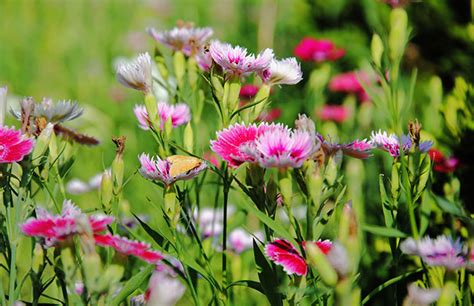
[329,71,376,102]
[239,84,260,100]
[0,126,34,163]
[242,125,318,168]
[209,40,274,78]
[21,200,113,247]
[139,154,207,186]
[94,233,163,264]
[133,101,191,130]
[294,38,345,62]
[148,26,213,57]
[195,47,213,72]
[210,123,271,168]
[428,149,459,173]
[400,236,469,271]
[259,57,303,86]
[265,239,332,276]
[317,105,349,123]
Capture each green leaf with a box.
[432,194,466,217]
[134,214,163,245]
[362,224,408,238]
[109,264,154,306]
[253,240,283,306]
[234,196,298,247]
[226,280,265,295]
[414,155,431,202]
[361,268,423,305]
[379,174,394,228]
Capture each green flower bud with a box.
[32,123,54,165]
[222,78,241,115]
[83,253,103,292]
[98,264,124,293]
[187,57,198,88]
[60,247,76,280]
[389,8,409,61]
[100,170,113,212]
[173,51,186,88]
[184,122,194,152]
[252,84,271,120]
[144,93,160,131]
[278,172,293,208]
[32,243,44,274]
[306,243,338,287]
[164,189,179,228]
[371,33,384,68]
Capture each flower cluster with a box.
[21,200,113,247]
[294,37,345,62]
[370,130,432,157]
[133,101,191,130]
[265,239,332,276]
[400,235,473,271]
[0,126,34,163]
[428,149,459,173]
[211,121,318,169]
[139,154,207,186]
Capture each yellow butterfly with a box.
[167,155,203,178]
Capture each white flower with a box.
[116,52,152,93]
[404,283,440,306]
[148,26,213,56]
[260,57,303,85]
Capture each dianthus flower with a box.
[11,97,83,125]
[428,149,459,173]
[116,52,152,94]
[21,200,113,247]
[370,130,432,157]
[242,125,318,168]
[0,126,34,163]
[209,40,274,78]
[265,238,332,276]
[400,236,470,271]
[319,135,373,160]
[317,105,349,123]
[239,84,260,100]
[133,101,190,130]
[294,38,345,62]
[328,71,375,102]
[148,25,213,56]
[144,261,186,305]
[259,57,303,86]
[139,154,207,186]
[94,233,163,264]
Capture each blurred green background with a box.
[0,0,472,211]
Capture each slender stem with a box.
[221,167,231,296]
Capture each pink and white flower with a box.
[265,239,332,276]
[148,26,213,57]
[370,130,432,157]
[0,126,34,163]
[209,41,274,78]
[242,125,318,168]
[138,154,207,186]
[144,263,186,306]
[133,102,191,130]
[94,233,163,264]
[229,228,263,254]
[116,53,152,94]
[401,236,469,271]
[317,105,349,123]
[404,283,440,306]
[294,38,345,62]
[21,200,113,246]
[259,57,303,86]
[195,47,213,72]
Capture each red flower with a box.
[265,238,332,276]
[294,38,345,62]
[428,149,458,173]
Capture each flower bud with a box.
[144,94,160,131]
[173,51,186,88]
[278,172,293,208]
[164,190,179,228]
[223,78,241,114]
[156,56,169,81]
[47,128,59,165]
[32,243,44,274]
[184,122,194,152]
[306,243,338,287]
[252,84,271,120]
[98,264,124,293]
[60,247,76,280]
[111,136,126,195]
[187,57,198,88]
[371,33,384,68]
[388,8,408,61]
[83,252,103,292]
[100,170,113,211]
[32,123,54,165]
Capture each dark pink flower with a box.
[21,200,113,246]
[294,38,345,62]
[265,239,332,276]
[429,149,459,173]
[0,126,34,163]
[328,71,376,102]
[210,123,272,168]
[94,233,163,264]
[317,105,349,123]
[239,84,260,99]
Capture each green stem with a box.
[221,167,231,298]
